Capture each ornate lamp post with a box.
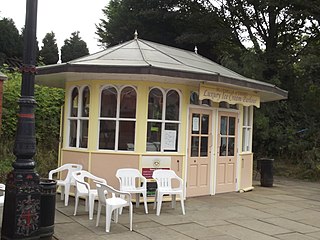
[1,0,49,239]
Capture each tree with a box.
[0,17,23,65]
[39,32,59,65]
[96,0,239,61]
[60,31,89,63]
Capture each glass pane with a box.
[79,120,88,148]
[200,137,208,157]
[164,123,179,152]
[243,106,248,126]
[220,116,227,135]
[81,87,90,117]
[192,114,200,134]
[229,117,235,135]
[190,91,199,105]
[166,90,179,120]
[99,120,116,150]
[101,87,117,117]
[146,122,161,151]
[191,136,199,157]
[148,88,163,120]
[69,120,77,147]
[70,88,78,117]
[228,137,235,156]
[201,114,209,134]
[120,87,136,118]
[242,128,246,152]
[118,121,135,151]
[220,137,227,156]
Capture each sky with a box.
[1,0,109,54]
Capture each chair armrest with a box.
[139,175,147,188]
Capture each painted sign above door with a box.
[199,83,260,107]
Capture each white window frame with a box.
[98,85,137,151]
[67,86,90,149]
[242,106,253,153]
[147,87,181,152]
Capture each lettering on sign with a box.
[199,84,260,107]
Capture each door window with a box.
[219,116,236,156]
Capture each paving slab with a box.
[1,177,320,240]
[261,217,319,234]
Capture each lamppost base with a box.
[1,169,41,239]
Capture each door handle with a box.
[229,159,232,161]
[194,160,196,163]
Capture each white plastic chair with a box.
[152,169,185,216]
[0,184,5,207]
[72,170,107,220]
[116,168,148,214]
[95,182,133,233]
[48,163,83,206]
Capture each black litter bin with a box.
[257,158,274,187]
[39,178,57,239]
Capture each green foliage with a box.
[61,31,89,62]
[0,17,23,65]
[39,32,59,65]
[0,69,64,180]
[96,0,239,61]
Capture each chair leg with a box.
[96,202,102,227]
[114,208,119,223]
[74,195,79,216]
[106,205,112,233]
[64,184,70,206]
[89,195,95,220]
[136,193,140,207]
[119,194,124,215]
[153,190,158,210]
[60,186,65,200]
[172,194,176,209]
[142,192,148,214]
[85,197,89,212]
[129,202,133,231]
[156,193,163,216]
[180,193,185,215]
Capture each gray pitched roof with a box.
[36,38,287,102]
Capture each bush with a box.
[0,68,64,181]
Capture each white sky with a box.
[1,0,109,54]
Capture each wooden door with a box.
[216,112,238,193]
[187,108,212,197]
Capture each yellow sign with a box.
[199,84,260,107]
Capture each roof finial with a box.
[194,46,198,54]
[134,30,138,40]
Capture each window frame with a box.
[67,86,90,149]
[98,85,137,151]
[241,106,253,153]
[147,87,181,152]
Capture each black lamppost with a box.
[1,0,43,239]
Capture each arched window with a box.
[99,86,137,151]
[147,88,180,152]
[68,86,90,148]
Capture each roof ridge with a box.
[135,39,151,66]
[139,39,223,75]
[69,40,136,63]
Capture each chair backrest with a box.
[152,169,180,190]
[96,182,131,205]
[116,168,142,189]
[0,183,5,207]
[72,170,106,194]
[49,163,83,183]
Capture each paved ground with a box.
[2,177,320,239]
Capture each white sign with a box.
[163,130,177,150]
[192,117,199,131]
